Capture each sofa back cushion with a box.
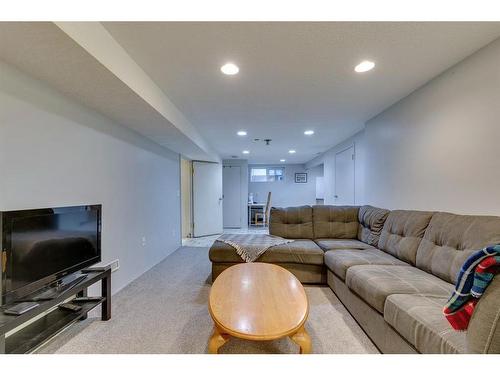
[357,205,390,246]
[312,205,359,239]
[269,205,314,239]
[416,212,500,284]
[378,210,434,265]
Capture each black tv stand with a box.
[0,268,111,354]
[24,275,88,302]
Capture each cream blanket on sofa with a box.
[216,233,294,262]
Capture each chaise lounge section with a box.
[208,204,500,353]
[210,206,326,283]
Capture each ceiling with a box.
[1,22,500,165]
[102,22,500,164]
[0,22,219,162]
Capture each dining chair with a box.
[254,191,272,227]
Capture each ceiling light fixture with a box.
[304,130,314,135]
[237,131,247,136]
[242,150,250,154]
[354,60,375,73]
[288,150,296,154]
[280,159,286,162]
[221,63,239,75]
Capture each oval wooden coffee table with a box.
[208,263,311,354]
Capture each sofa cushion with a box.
[345,264,453,313]
[314,239,374,251]
[209,239,324,265]
[378,210,434,265]
[357,205,390,247]
[325,248,408,281]
[416,212,500,284]
[384,294,466,354]
[269,206,314,239]
[312,205,359,239]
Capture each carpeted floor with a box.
[37,247,379,354]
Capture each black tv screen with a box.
[1,205,101,303]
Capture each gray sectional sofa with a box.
[208,205,500,354]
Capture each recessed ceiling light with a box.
[288,150,296,154]
[221,63,239,75]
[242,150,250,154]
[237,130,247,136]
[280,159,286,162]
[304,130,314,135]
[354,60,375,73]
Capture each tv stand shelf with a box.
[6,298,104,354]
[0,269,111,354]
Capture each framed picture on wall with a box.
[295,172,307,183]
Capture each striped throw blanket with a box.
[443,244,500,330]
[216,233,294,262]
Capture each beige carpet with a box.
[37,247,378,354]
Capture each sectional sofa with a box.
[209,205,500,354]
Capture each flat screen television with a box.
[0,205,101,305]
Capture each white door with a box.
[193,161,223,237]
[223,165,241,228]
[316,176,325,199]
[334,146,355,205]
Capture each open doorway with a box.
[182,158,224,239]
[192,161,223,237]
[181,159,224,246]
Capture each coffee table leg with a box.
[290,325,311,354]
[208,325,229,354]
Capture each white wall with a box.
[222,159,249,228]
[306,130,366,205]
[248,164,323,208]
[364,38,500,215]
[0,61,181,294]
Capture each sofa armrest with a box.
[467,276,500,353]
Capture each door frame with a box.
[334,143,356,204]
[179,157,193,239]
